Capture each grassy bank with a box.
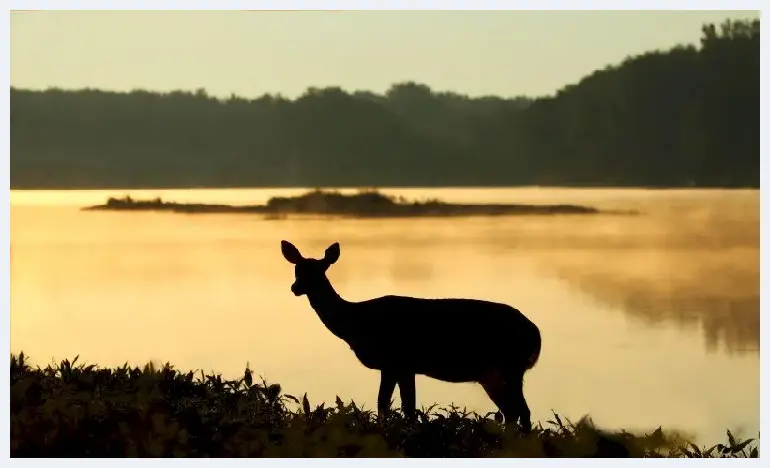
[10,353,758,458]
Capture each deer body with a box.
[280,240,541,431]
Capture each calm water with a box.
[9,188,759,445]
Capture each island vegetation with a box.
[9,353,758,458]
[10,19,758,190]
[82,189,619,218]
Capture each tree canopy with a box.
[10,18,759,189]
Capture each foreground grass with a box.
[10,353,758,458]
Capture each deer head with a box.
[280,240,340,296]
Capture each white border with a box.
[3,1,765,466]
[4,1,768,10]
[1,0,9,463]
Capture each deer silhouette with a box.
[280,240,542,431]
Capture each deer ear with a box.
[281,240,304,264]
[324,242,340,265]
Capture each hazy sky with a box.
[10,10,759,99]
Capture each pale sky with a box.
[10,10,760,99]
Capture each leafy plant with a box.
[9,353,759,458]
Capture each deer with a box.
[280,240,542,432]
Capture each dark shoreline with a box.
[81,190,638,218]
[14,184,761,190]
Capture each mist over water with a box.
[9,187,759,446]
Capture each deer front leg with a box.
[398,373,416,421]
[377,370,397,422]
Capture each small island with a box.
[83,189,632,218]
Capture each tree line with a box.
[10,18,759,189]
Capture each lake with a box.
[9,187,759,446]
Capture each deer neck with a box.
[306,277,351,340]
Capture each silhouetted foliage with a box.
[10,19,758,189]
[9,353,759,457]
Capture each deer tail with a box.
[524,330,542,371]
[525,346,540,370]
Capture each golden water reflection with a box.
[487,191,759,355]
[9,188,759,445]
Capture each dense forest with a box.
[10,19,759,189]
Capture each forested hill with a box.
[10,19,759,189]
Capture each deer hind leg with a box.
[479,369,531,433]
[479,370,519,423]
[506,369,531,433]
